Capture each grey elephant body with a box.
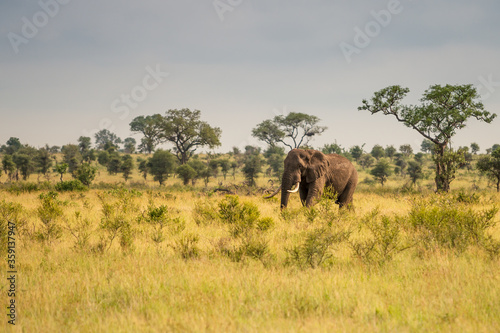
[280,149,358,209]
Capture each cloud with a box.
[0,0,499,152]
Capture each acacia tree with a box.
[370,158,392,186]
[160,109,221,164]
[252,112,327,150]
[129,114,164,153]
[94,129,121,150]
[359,84,497,192]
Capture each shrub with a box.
[218,195,273,238]
[36,191,64,244]
[65,211,93,251]
[407,196,499,254]
[55,180,87,192]
[0,200,26,254]
[139,202,185,245]
[287,228,350,269]
[215,195,274,263]
[349,209,408,265]
[192,199,219,226]
[6,181,53,194]
[173,233,200,260]
[74,163,97,186]
[97,189,142,252]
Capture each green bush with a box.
[287,228,350,269]
[174,233,200,260]
[139,202,185,244]
[96,189,142,252]
[0,200,26,254]
[407,196,499,254]
[55,180,87,192]
[36,192,64,244]
[350,209,408,265]
[192,199,219,226]
[6,181,53,194]
[218,195,274,238]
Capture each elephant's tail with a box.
[263,185,281,199]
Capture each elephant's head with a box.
[281,149,329,208]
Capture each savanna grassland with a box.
[1,157,500,333]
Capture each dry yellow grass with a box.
[1,163,500,332]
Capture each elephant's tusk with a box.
[287,183,300,193]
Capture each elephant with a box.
[265,149,358,209]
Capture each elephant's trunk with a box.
[280,176,296,209]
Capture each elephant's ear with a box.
[305,151,329,183]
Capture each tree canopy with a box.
[129,114,164,153]
[160,109,222,164]
[359,84,497,191]
[252,112,327,150]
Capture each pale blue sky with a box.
[1,0,499,153]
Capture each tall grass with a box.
[1,178,500,332]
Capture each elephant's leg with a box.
[305,181,324,207]
[337,180,356,209]
[299,184,308,206]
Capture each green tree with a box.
[61,144,82,174]
[385,145,397,160]
[399,144,413,157]
[160,109,222,164]
[129,114,164,153]
[78,136,92,154]
[120,155,134,181]
[107,155,122,175]
[219,159,231,181]
[394,154,408,177]
[242,154,263,186]
[97,151,110,166]
[349,145,364,162]
[148,150,176,185]
[2,155,16,181]
[137,158,148,180]
[35,148,52,179]
[476,148,500,192]
[470,142,480,155]
[370,144,385,160]
[176,164,197,185]
[55,163,68,182]
[188,159,208,186]
[252,112,327,150]
[359,84,496,192]
[75,163,97,186]
[370,158,393,186]
[95,129,121,150]
[123,138,136,154]
[13,147,37,180]
[230,161,238,180]
[420,139,434,154]
[266,153,285,180]
[359,154,375,169]
[321,142,343,155]
[407,160,424,186]
[4,137,22,155]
